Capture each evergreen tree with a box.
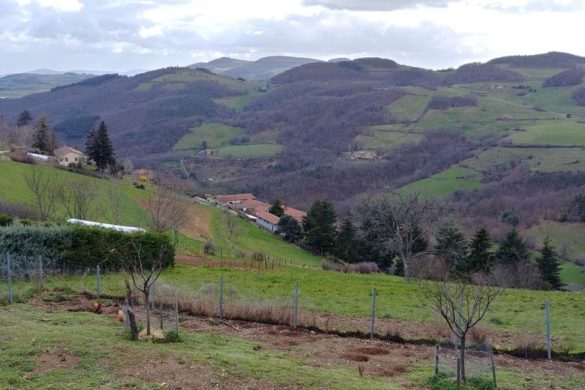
[538,238,562,290]
[269,199,285,217]
[335,212,358,262]
[467,227,492,273]
[303,199,337,255]
[17,110,33,127]
[434,223,468,276]
[495,228,529,265]
[86,120,115,171]
[276,215,303,243]
[32,115,54,154]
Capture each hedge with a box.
[0,213,13,227]
[0,225,174,272]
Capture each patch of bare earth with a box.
[180,203,212,241]
[33,347,81,374]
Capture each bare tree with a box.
[25,167,59,221]
[0,116,8,148]
[145,187,188,249]
[106,178,123,225]
[422,278,504,383]
[57,179,100,220]
[10,124,36,148]
[116,239,169,336]
[361,192,438,279]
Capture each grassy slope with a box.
[0,304,395,390]
[398,166,482,197]
[173,122,246,151]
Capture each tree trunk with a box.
[144,290,151,336]
[460,334,466,383]
[124,280,138,340]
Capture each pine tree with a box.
[538,238,562,290]
[335,212,358,262]
[17,110,33,127]
[434,223,468,276]
[32,115,54,154]
[467,227,492,273]
[276,215,303,243]
[495,228,529,265]
[86,120,115,171]
[269,199,285,217]
[303,199,337,255]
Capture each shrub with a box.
[162,329,182,343]
[0,212,13,226]
[0,225,174,272]
[203,240,215,255]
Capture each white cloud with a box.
[37,0,84,12]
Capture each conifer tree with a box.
[32,115,54,154]
[303,199,337,255]
[467,227,492,273]
[538,237,562,290]
[435,222,468,276]
[86,120,115,171]
[276,215,303,243]
[269,199,285,217]
[495,228,529,265]
[335,212,358,262]
[17,110,33,127]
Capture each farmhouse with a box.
[215,193,256,206]
[54,146,87,167]
[254,209,280,233]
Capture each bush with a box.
[0,225,175,272]
[0,212,13,227]
[203,240,215,255]
[162,329,182,343]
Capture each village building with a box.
[54,146,87,167]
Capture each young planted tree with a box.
[32,115,55,154]
[422,279,504,383]
[25,167,59,221]
[269,199,285,217]
[276,215,303,243]
[538,238,562,290]
[57,179,100,220]
[106,178,123,225]
[145,187,188,249]
[359,192,437,280]
[86,121,115,171]
[115,237,174,337]
[303,199,337,255]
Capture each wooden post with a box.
[7,253,13,305]
[96,265,101,299]
[38,255,44,289]
[219,276,224,321]
[489,342,497,388]
[293,281,300,328]
[434,344,440,376]
[456,358,461,390]
[370,287,376,340]
[545,299,552,360]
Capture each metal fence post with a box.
[370,287,376,339]
[175,298,179,336]
[96,265,101,299]
[7,253,13,305]
[38,255,44,289]
[293,281,300,328]
[434,344,440,376]
[545,299,551,360]
[489,342,497,388]
[219,276,224,321]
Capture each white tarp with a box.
[67,218,146,233]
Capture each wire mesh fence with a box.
[434,344,496,383]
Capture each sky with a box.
[1,0,585,74]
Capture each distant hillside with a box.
[0,72,94,98]
[488,51,585,68]
[190,56,320,80]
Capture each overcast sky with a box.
[1,0,584,74]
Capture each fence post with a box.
[489,342,497,388]
[38,255,44,289]
[293,281,300,328]
[456,358,461,390]
[7,253,13,305]
[96,265,101,299]
[219,276,224,321]
[175,298,179,336]
[434,344,440,376]
[370,287,376,340]
[545,299,551,360]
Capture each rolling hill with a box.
[0,72,95,99]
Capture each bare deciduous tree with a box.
[116,239,169,337]
[422,278,504,383]
[361,192,438,279]
[57,179,100,220]
[106,178,123,225]
[145,187,188,249]
[25,167,59,221]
